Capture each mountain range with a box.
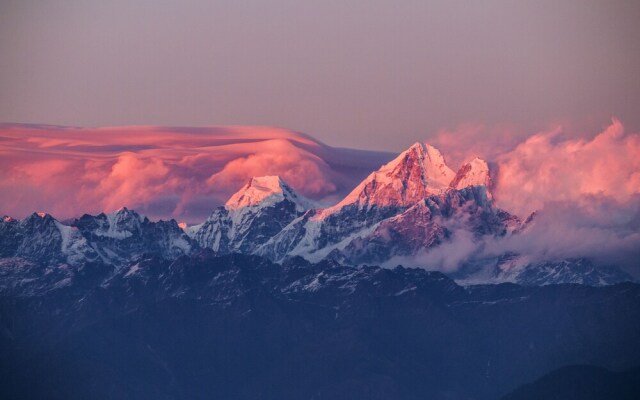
[2,252,639,399]
[1,141,639,399]
[0,141,633,287]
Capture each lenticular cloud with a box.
[0,124,391,222]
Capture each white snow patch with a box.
[169,235,192,254]
[225,176,315,212]
[124,263,141,278]
[303,272,325,291]
[318,142,454,215]
[54,221,93,265]
[450,157,491,191]
[394,285,417,296]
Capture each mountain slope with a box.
[329,185,514,265]
[0,213,99,265]
[187,176,313,254]
[0,209,194,267]
[1,253,639,400]
[450,157,491,190]
[328,142,455,211]
[255,149,518,269]
[256,144,503,264]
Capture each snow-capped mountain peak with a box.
[225,176,313,212]
[422,143,456,190]
[328,142,455,211]
[109,206,143,220]
[187,176,314,253]
[22,212,55,226]
[0,142,632,290]
[92,207,146,239]
[381,142,455,190]
[53,220,97,265]
[450,157,491,190]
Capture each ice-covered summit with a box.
[329,142,455,211]
[225,176,313,212]
[188,176,312,253]
[92,207,146,239]
[450,157,491,191]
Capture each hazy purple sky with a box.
[1,0,639,151]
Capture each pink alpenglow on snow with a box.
[225,176,314,212]
[449,157,491,191]
[327,142,455,212]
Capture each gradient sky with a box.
[1,0,639,151]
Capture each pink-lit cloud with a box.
[207,139,336,197]
[493,118,640,216]
[415,119,640,274]
[429,119,640,215]
[483,195,640,269]
[429,122,524,169]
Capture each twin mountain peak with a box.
[224,142,491,214]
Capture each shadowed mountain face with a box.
[1,253,639,400]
